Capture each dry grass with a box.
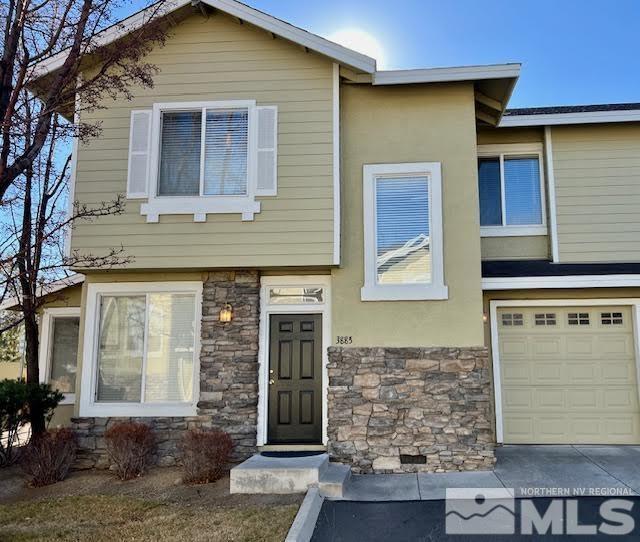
[0,467,302,542]
[0,495,299,542]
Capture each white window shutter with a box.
[256,106,278,196]
[127,110,152,198]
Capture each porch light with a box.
[482,312,488,323]
[219,303,233,323]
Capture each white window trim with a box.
[478,143,548,237]
[39,307,81,406]
[140,100,261,223]
[256,275,331,446]
[79,281,202,417]
[361,162,448,301]
[489,298,640,444]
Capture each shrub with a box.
[20,428,77,486]
[104,422,155,480]
[0,379,63,466]
[180,428,233,484]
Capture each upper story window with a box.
[128,101,277,223]
[361,162,448,301]
[158,109,248,197]
[477,144,546,237]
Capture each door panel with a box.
[498,306,640,444]
[268,314,322,444]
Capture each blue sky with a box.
[123,0,640,108]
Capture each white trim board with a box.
[32,0,376,80]
[39,307,81,406]
[373,63,521,86]
[79,281,202,418]
[332,63,341,266]
[489,297,640,444]
[500,109,640,127]
[256,275,331,447]
[482,275,640,290]
[544,127,560,262]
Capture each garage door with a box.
[497,306,640,444]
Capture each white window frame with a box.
[478,143,547,237]
[361,162,448,301]
[79,281,202,417]
[39,307,81,405]
[256,275,331,446]
[140,100,261,223]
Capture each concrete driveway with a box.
[339,445,640,501]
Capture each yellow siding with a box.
[553,124,640,262]
[477,126,550,261]
[72,13,335,269]
[332,83,484,347]
[481,236,549,261]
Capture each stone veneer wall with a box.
[72,270,260,468]
[327,347,495,474]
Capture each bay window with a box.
[361,162,448,301]
[477,144,547,236]
[80,283,202,416]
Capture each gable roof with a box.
[501,102,640,127]
[33,0,377,78]
[0,274,84,311]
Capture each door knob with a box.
[269,379,275,385]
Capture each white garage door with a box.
[497,306,640,444]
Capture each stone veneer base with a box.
[327,346,495,474]
[72,270,261,469]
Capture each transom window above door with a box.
[477,144,547,237]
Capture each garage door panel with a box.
[498,305,640,445]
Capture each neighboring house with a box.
[28,0,640,473]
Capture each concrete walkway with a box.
[339,445,640,501]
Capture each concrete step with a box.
[230,453,329,494]
[318,463,352,499]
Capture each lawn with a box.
[0,467,301,542]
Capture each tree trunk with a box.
[24,309,45,436]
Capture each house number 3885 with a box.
[336,336,353,345]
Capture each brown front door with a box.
[268,314,322,444]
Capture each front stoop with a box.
[230,453,352,496]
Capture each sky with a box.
[123,0,640,108]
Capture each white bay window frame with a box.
[79,282,202,417]
[140,100,261,223]
[361,162,448,301]
[478,143,547,237]
[39,307,81,405]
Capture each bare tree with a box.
[0,0,170,434]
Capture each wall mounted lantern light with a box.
[219,303,233,323]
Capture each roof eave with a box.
[500,110,640,127]
[372,63,521,86]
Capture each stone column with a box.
[198,270,261,461]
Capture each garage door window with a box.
[601,312,624,325]
[535,313,556,326]
[501,313,524,326]
[568,313,590,326]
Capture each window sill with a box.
[79,402,197,418]
[360,284,449,301]
[59,394,75,406]
[480,225,547,237]
[140,196,261,223]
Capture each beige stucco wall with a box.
[331,83,484,347]
[553,123,640,262]
[72,12,335,270]
[477,126,550,261]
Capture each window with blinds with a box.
[158,108,249,197]
[49,317,79,394]
[375,176,431,284]
[477,153,543,228]
[96,293,196,404]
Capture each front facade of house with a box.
[34,1,640,472]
